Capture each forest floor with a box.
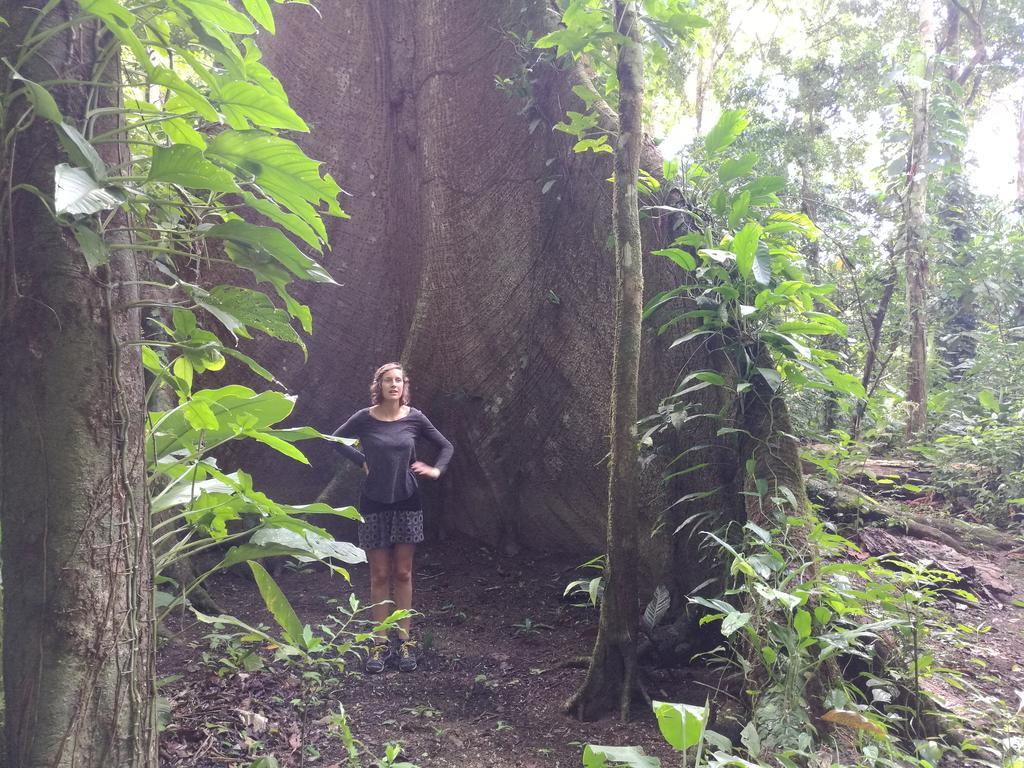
[158,536,707,768]
[157,503,1024,768]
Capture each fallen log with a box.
[804,477,1017,555]
[856,526,1015,602]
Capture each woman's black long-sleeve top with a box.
[331,408,454,503]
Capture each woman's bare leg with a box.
[391,543,416,640]
[366,547,392,642]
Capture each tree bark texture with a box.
[0,7,154,767]
[852,259,898,437]
[253,0,720,566]
[564,0,643,722]
[904,0,935,438]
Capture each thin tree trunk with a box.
[904,0,935,438]
[852,262,898,437]
[0,7,154,766]
[1016,93,1024,205]
[564,0,644,722]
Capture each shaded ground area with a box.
[158,517,1024,767]
[158,537,710,767]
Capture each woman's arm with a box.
[330,411,367,467]
[416,412,454,475]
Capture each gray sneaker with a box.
[364,642,391,674]
[396,640,418,672]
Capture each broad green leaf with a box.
[704,108,749,155]
[246,430,310,464]
[71,224,109,269]
[248,560,305,646]
[80,0,149,68]
[152,473,235,514]
[275,285,312,333]
[643,287,685,319]
[192,609,293,651]
[54,165,124,215]
[775,320,835,335]
[217,542,316,571]
[148,145,240,192]
[206,130,347,237]
[731,221,762,279]
[198,285,304,347]
[205,220,335,284]
[757,367,782,391]
[764,330,810,359]
[216,80,308,131]
[742,176,787,197]
[221,348,277,382]
[553,110,601,137]
[752,244,771,285]
[764,209,817,237]
[721,611,751,636]
[241,192,322,250]
[693,371,726,386]
[240,38,288,100]
[148,387,297,460]
[728,190,751,229]
[978,389,999,412]
[651,247,696,271]
[12,72,62,123]
[177,0,256,34]
[672,232,706,247]
[718,153,758,183]
[150,67,219,121]
[241,0,275,31]
[161,114,208,149]
[794,609,812,639]
[582,745,660,768]
[659,9,710,35]
[56,123,106,179]
[573,135,612,154]
[183,400,220,430]
[652,699,709,751]
[250,527,365,565]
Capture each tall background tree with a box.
[904,0,936,437]
[564,0,645,721]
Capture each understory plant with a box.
[1,0,371,751]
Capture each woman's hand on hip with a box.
[362,463,369,475]
[411,461,441,480]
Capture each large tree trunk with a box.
[0,7,154,767]
[564,0,644,722]
[256,0,696,560]
[254,2,794,643]
[904,0,935,438]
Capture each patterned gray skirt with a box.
[358,490,424,550]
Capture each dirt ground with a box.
[157,529,1024,768]
[157,536,708,768]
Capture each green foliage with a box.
[563,554,606,608]
[644,109,863,407]
[0,0,369,695]
[536,0,706,156]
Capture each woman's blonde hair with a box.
[370,362,410,406]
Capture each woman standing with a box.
[332,362,453,673]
